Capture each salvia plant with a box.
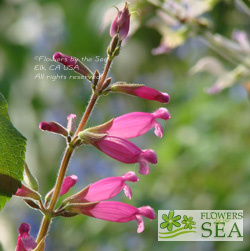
[0,3,171,250]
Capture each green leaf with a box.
[0,93,26,210]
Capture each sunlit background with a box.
[0,0,250,250]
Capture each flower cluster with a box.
[15,2,171,250]
[79,108,170,175]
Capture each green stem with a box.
[36,146,73,244]
[36,47,114,247]
[74,93,98,136]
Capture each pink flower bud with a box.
[67,114,77,135]
[64,171,139,204]
[15,184,40,201]
[110,2,130,40]
[111,84,170,103]
[39,121,68,137]
[93,136,157,175]
[106,108,171,139]
[60,175,78,196]
[53,52,93,78]
[66,201,156,233]
[46,175,78,203]
[16,223,37,251]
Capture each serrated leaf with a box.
[0,93,27,210]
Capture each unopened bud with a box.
[102,78,112,90]
[110,2,130,40]
[53,52,93,80]
[15,184,41,200]
[109,34,120,55]
[92,70,100,88]
[111,83,170,103]
[39,121,68,137]
[67,114,77,136]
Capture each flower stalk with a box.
[16,2,169,249]
[36,29,118,246]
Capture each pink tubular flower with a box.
[63,171,139,205]
[110,2,130,39]
[15,184,40,201]
[53,52,92,78]
[66,201,156,233]
[93,136,157,175]
[39,121,68,137]
[60,175,78,196]
[111,84,170,103]
[16,223,37,251]
[106,108,171,139]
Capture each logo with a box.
[158,210,243,241]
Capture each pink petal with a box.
[107,108,170,139]
[22,237,37,251]
[119,17,130,40]
[154,122,163,138]
[94,136,142,164]
[152,108,171,120]
[138,206,156,220]
[70,171,139,202]
[107,112,155,138]
[123,183,132,199]
[138,158,150,175]
[138,150,157,175]
[18,223,31,236]
[81,201,138,222]
[67,201,156,233]
[110,13,119,37]
[141,149,157,164]
[16,236,26,251]
[135,215,144,233]
[122,171,139,182]
[60,175,78,196]
[94,136,157,175]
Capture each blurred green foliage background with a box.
[0,0,250,250]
